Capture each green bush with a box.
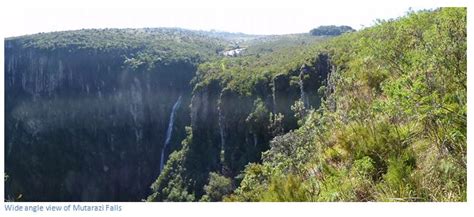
[200,172,233,202]
[230,8,466,202]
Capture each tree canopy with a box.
[309,25,355,36]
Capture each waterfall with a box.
[299,79,309,109]
[253,133,258,147]
[272,89,277,114]
[218,102,226,164]
[160,95,182,172]
[218,105,225,153]
[299,64,310,109]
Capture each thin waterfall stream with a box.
[160,95,182,172]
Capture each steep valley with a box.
[4,8,467,202]
[5,28,326,201]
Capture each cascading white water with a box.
[272,89,277,114]
[218,106,225,153]
[218,105,226,164]
[160,95,182,172]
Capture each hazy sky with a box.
[0,0,466,37]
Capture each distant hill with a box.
[309,25,355,36]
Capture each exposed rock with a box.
[272,73,299,131]
[5,37,333,202]
[298,53,332,109]
[5,44,193,201]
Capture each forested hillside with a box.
[226,8,467,202]
[147,33,329,201]
[148,8,466,202]
[4,8,466,202]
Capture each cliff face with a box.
[188,81,223,196]
[148,53,333,201]
[5,41,194,201]
[5,33,332,202]
[5,8,464,202]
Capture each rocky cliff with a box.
[5,39,195,201]
[147,53,332,201]
[4,30,331,202]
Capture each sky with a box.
[0,0,468,37]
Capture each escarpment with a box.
[148,53,333,201]
[5,39,196,201]
[6,8,466,202]
[5,29,332,202]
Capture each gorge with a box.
[4,28,329,201]
[4,8,467,202]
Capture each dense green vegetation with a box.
[5,7,466,202]
[8,28,229,66]
[194,34,327,95]
[309,25,355,36]
[146,33,330,202]
[227,8,466,202]
[147,8,466,202]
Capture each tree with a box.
[309,25,355,36]
[200,172,233,202]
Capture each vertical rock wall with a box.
[5,42,194,201]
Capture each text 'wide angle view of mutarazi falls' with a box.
[4,7,466,202]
